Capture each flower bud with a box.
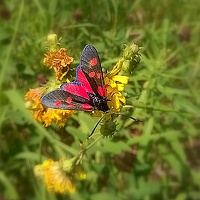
[46,33,60,52]
[123,43,140,60]
[100,120,117,137]
[62,157,77,173]
[119,43,141,74]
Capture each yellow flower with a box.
[34,158,86,194]
[43,34,74,81]
[25,88,74,127]
[44,48,74,81]
[25,88,46,123]
[92,54,130,118]
[104,60,129,113]
[25,34,76,126]
[42,108,75,127]
[100,43,140,114]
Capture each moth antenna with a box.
[87,111,141,139]
[86,111,109,139]
[112,112,142,122]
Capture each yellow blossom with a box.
[104,60,129,113]
[42,108,75,127]
[25,34,75,127]
[25,88,46,123]
[92,56,129,118]
[43,48,74,81]
[34,158,86,194]
[102,43,140,113]
[25,88,74,127]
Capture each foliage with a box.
[0,0,200,199]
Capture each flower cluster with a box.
[104,63,129,112]
[25,87,75,127]
[93,43,141,119]
[104,43,141,112]
[34,157,86,194]
[25,33,141,194]
[44,48,73,81]
[25,34,75,127]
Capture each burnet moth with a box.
[41,44,141,138]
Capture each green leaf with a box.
[101,140,130,154]
[0,172,19,199]
[159,144,182,180]
[90,193,121,200]
[170,140,187,164]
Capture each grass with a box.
[0,0,200,199]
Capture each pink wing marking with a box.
[68,104,75,109]
[97,86,107,97]
[77,68,94,94]
[97,73,102,79]
[62,83,89,99]
[90,58,98,66]
[102,86,107,96]
[82,104,93,111]
[98,86,103,96]
[54,100,62,106]
[89,71,95,78]
[66,97,72,104]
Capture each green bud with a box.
[62,157,77,173]
[123,43,140,60]
[120,43,141,74]
[121,60,130,73]
[100,120,117,137]
[46,33,61,52]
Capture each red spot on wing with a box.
[97,73,102,79]
[100,86,107,96]
[98,86,107,97]
[62,84,89,99]
[89,71,95,78]
[68,104,75,109]
[77,68,94,94]
[98,86,103,96]
[66,97,72,104]
[54,100,62,106]
[90,58,97,66]
[82,104,93,111]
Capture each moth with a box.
[42,44,140,137]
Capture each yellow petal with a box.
[112,75,129,84]
[117,84,125,91]
[107,59,123,77]
[74,167,86,180]
[117,92,126,104]
[110,81,117,88]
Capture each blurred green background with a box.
[0,0,200,199]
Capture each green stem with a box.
[73,136,104,165]
[132,101,190,113]
[84,135,103,151]
[0,0,24,88]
